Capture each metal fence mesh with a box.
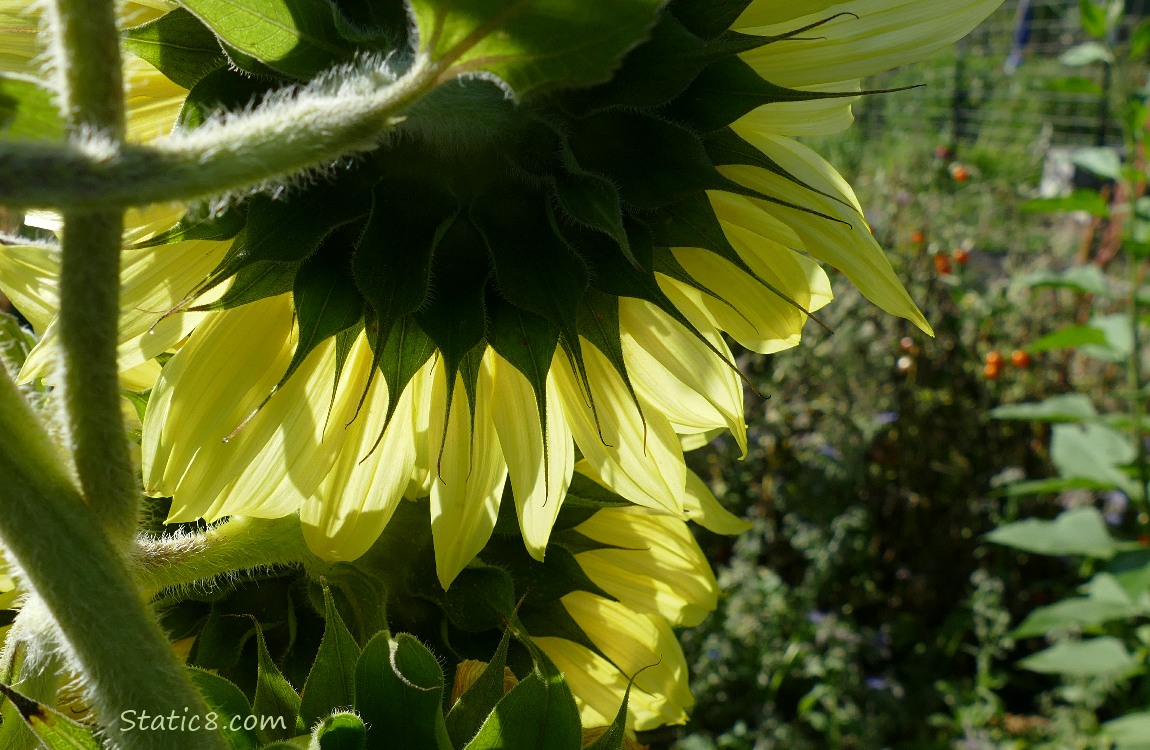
[858,0,1149,149]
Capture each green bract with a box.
[141,0,848,448]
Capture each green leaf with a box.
[0,683,100,750]
[179,0,354,79]
[989,394,1098,422]
[1020,190,1110,218]
[407,0,665,98]
[202,259,301,311]
[1131,18,1150,58]
[1061,41,1115,66]
[124,8,228,88]
[1104,711,1150,748]
[133,204,249,248]
[299,585,363,727]
[1070,146,1121,180]
[1080,0,1108,38]
[1085,313,1134,359]
[252,622,305,743]
[187,668,261,750]
[0,312,38,370]
[1012,574,1139,639]
[193,604,256,673]
[581,670,636,750]
[986,507,1117,559]
[1016,263,1111,294]
[998,476,1117,497]
[445,630,513,747]
[0,75,64,141]
[1026,324,1109,353]
[355,632,452,750]
[312,712,367,750]
[1051,422,1136,492]
[463,632,580,750]
[177,66,271,130]
[1019,636,1135,677]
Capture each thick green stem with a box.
[134,516,314,598]
[57,210,139,541]
[45,0,125,140]
[0,59,439,210]
[46,0,135,541]
[0,366,225,750]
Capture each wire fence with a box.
[857,0,1150,149]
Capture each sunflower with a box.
[0,0,1001,588]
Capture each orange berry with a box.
[910,230,926,244]
[934,252,952,274]
[950,164,971,182]
[952,248,970,265]
[1011,350,1032,368]
[985,351,1003,366]
[983,362,1002,380]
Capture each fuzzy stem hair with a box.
[0,364,226,750]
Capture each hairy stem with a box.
[0,365,224,750]
[134,516,314,598]
[48,0,136,541]
[0,58,439,210]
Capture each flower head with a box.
[1,0,1001,588]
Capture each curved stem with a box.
[134,516,314,598]
[0,365,225,750]
[0,58,439,210]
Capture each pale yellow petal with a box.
[405,362,435,499]
[429,355,509,590]
[488,353,573,561]
[575,507,718,627]
[735,0,838,27]
[670,246,804,354]
[682,471,751,535]
[0,243,58,332]
[736,80,860,137]
[714,133,931,333]
[720,214,834,316]
[119,359,162,392]
[553,342,685,516]
[739,0,1004,88]
[143,295,295,499]
[619,298,747,456]
[170,335,345,524]
[301,333,419,562]
[123,56,187,142]
[538,591,692,731]
[0,5,40,75]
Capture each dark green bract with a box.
[136,0,854,429]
